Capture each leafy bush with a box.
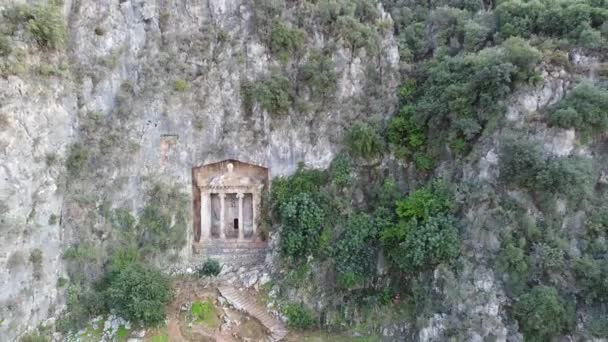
[345,122,383,159]
[56,283,105,333]
[271,164,328,213]
[137,184,188,253]
[174,79,189,92]
[298,50,337,99]
[4,3,66,50]
[382,180,458,272]
[336,15,379,53]
[387,105,425,155]
[389,38,541,162]
[66,143,89,176]
[282,303,314,329]
[496,0,608,43]
[30,248,43,280]
[501,37,542,79]
[333,213,377,288]
[329,154,352,187]
[547,82,608,139]
[269,20,305,62]
[279,193,326,259]
[242,71,292,115]
[26,4,66,49]
[393,214,459,272]
[395,180,454,222]
[104,261,172,326]
[190,300,217,325]
[499,137,596,201]
[514,286,573,342]
[574,256,608,304]
[198,258,221,277]
[463,19,490,52]
[0,34,11,57]
[534,155,595,202]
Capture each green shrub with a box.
[514,286,573,342]
[279,193,326,259]
[501,36,542,79]
[19,330,48,342]
[333,213,377,288]
[387,105,425,155]
[534,155,595,202]
[497,242,529,294]
[574,256,608,304]
[243,71,292,115]
[57,276,68,288]
[282,303,314,329]
[30,248,43,280]
[190,300,216,323]
[579,26,604,49]
[198,258,221,277]
[585,206,608,237]
[298,50,337,99]
[271,164,328,213]
[588,307,608,338]
[382,180,458,272]
[56,283,105,333]
[547,82,608,139]
[345,122,383,159]
[393,214,459,272]
[0,34,11,57]
[499,137,596,201]
[104,262,172,326]
[174,79,189,92]
[26,4,66,49]
[336,15,379,53]
[463,19,490,52]
[395,180,454,222]
[496,0,608,42]
[137,184,188,253]
[5,3,66,50]
[269,20,305,62]
[66,143,89,176]
[499,137,545,189]
[329,154,352,187]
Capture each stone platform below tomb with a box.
[192,240,269,267]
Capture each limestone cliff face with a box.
[0,0,399,338]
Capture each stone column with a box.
[237,193,244,241]
[199,188,211,240]
[252,190,261,240]
[219,192,226,239]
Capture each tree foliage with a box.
[333,213,377,288]
[548,82,608,139]
[104,261,172,326]
[514,286,573,342]
[279,193,327,260]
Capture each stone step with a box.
[218,286,288,341]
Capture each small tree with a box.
[514,286,573,342]
[104,262,173,326]
[198,259,221,277]
[279,193,326,260]
[345,122,383,160]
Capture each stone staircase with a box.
[218,286,288,341]
[192,240,269,267]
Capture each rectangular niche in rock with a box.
[192,159,269,244]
